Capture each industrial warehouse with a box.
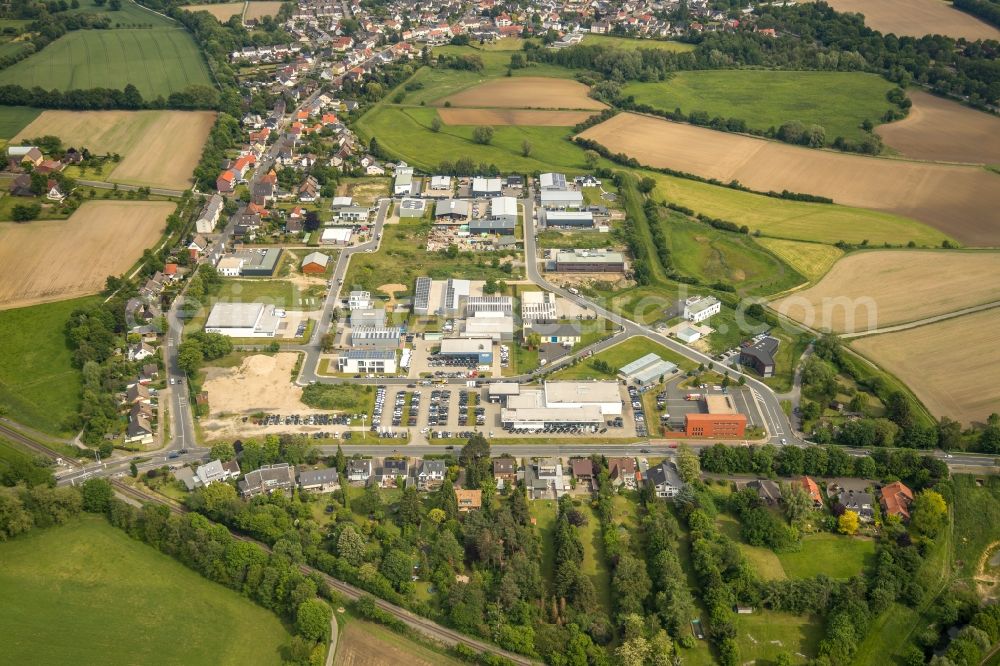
[494,381,623,432]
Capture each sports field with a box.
[0,201,173,309]
[822,0,1000,40]
[0,296,96,436]
[0,517,291,665]
[185,1,244,20]
[581,34,695,51]
[771,250,1000,332]
[754,238,844,281]
[441,76,605,109]
[13,110,216,190]
[0,27,212,100]
[877,90,1000,165]
[622,71,895,143]
[851,308,1000,425]
[438,108,594,126]
[580,112,1000,246]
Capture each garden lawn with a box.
[735,610,823,664]
[530,499,559,592]
[622,71,896,143]
[550,335,696,380]
[717,514,787,580]
[577,503,613,616]
[778,533,876,579]
[952,474,1000,577]
[0,517,292,665]
[0,296,96,436]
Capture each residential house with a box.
[196,194,225,234]
[378,459,408,486]
[347,458,372,483]
[46,180,66,202]
[128,342,156,362]
[125,383,151,405]
[239,463,296,498]
[298,467,341,493]
[493,457,517,487]
[838,489,875,523]
[455,488,482,512]
[416,460,446,489]
[646,461,684,499]
[880,481,914,521]
[195,459,241,487]
[795,476,824,508]
[125,416,153,444]
[608,457,637,489]
[9,174,32,197]
[746,479,782,505]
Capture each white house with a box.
[196,194,224,234]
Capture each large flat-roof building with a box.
[540,189,584,209]
[472,176,502,197]
[320,227,353,245]
[521,291,557,324]
[350,327,401,349]
[205,303,280,337]
[539,172,567,190]
[490,196,518,225]
[683,296,721,323]
[554,249,625,273]
[413,277,432,315]
[499,380,621,430]
[685,394,747,438]
[434,198,470,221]
[740,336,779,378]
[542,381,622,415]
[619,353,678,385]
[541,210,594,228]
[462,313,514,341]
[465,296,513,317]
[337,349,397,374]
[442,278,471,315]
[469,218,515,234]
[349,307,387,328]
[439,337,493,363]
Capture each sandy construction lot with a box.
[580,112,1000,246]
[441,77,606,110]
[852,308,1000,425]
[13,110,216,190]
[438,108,596,126]
[184,2,243,20]
[823,0,1000,40]
[0,201,172,309]
[770,250,1000,332]
[878,91,1000,165]
[244,1,283,20]
[202,353,308,415]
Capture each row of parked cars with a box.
[628,385,649,437]
[252,413,353,426]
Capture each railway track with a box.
[0,423,81,468]
[109,481,537,666]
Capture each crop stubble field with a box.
[13,109,215,190]
[770,250,1000,332]
[877,90,1000,165]
[754,238,844,281]
[851,308,1000,425]
[184,2,244,20]
[580,112,1000,246]
[821,0,1000,40]
[440,77,607,109]
[244,1,284,20]
[437,108,594,126]
[0,201,173,309]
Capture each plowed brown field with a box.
[770,250,1000,332]
[823,0,1000,40]
[852,308,1000,425]
[440,77,606,110]
[579,112,1000,246]
[878,90,1000,165]
[0,201,172,309]
[438,108,596,126]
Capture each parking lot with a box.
[652,377,762,431]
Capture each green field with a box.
[72,0,177,25]
[0,297,96,437]
[735,610,823,664]
[755,237,844,282]
[0,105,40,139]
[778,533,876,579]
[650,172,950,246]
[622,71,896,143]
[952,474,1000,577]
[662,209,806,297]
[536,229,620,249]
[213,279,326,311]
[0,26,212,99]
[550,335,696,380]
[581,34,695,52]
[0,517,292,665]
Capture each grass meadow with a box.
[735,610,824,664]
[581,34,695,52]
[0,25,211,99]
[755,237,845,282]
[0,517,292,665]
[952,474,1000,577]
[0,296,96,436]
[623,71,896,142]
[0,106,40,140]
[550,335,696,380]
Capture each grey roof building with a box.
[298,467,340,492]
[239,463,296,498]
[646,461,684,499]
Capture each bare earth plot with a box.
[202,354,307,416]
[822,0,1000,40]
[579,112,1000,246]
[852,308,1000,425]
[440,77,607,110]
[244,1,284,20]
[438,108,595,126]
[13,110,216,190]
[0,201,172,309]
[184,2,244,20]
[877,90,1000,165]
[770,250,1000,332]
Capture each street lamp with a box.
[361,413,366,440]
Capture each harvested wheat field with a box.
[770,250,1000,332]
[878,90,1000,165]
[440,77,606,110]
[852,308,1000,425]
[580,112,1000,246]
[244,1,283,20]
[438,108,596,126]
[184,2,244,20]
[13,109,216,190]
[823,0,1000,40]
[755,238,844,281]
[0,201,172,309]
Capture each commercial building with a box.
[619,353,678,385]
[465,296,513,317]
[540,189,584,209]
[543,381,622,415]
[740,336,779,377]
[413,277,432,315]
[348,290,373,310]
[676,326,702,344]
[471,176,502,197]
[541,210,594,228]
[320,227,353,245]
[216,247,283,277]
[539,172,567,190]
[205,303,280,337]
[490,196,518,225]
[439,337,493,364]
[554,249,625,273]
[434,198,470,221]
[332,205,370,223]
[429,175,452,192]
[684,394,747,438]
[462,313,514,341]
[349,307,386,328]
[442,278,471,315]
[521,291,557,324]
[393,166,414,196]
[529,321,581,345]
[349,327,402,349]
[469,218,515,234]
[501,404,604,431]
[398,197,426,218]
[216,256,244,277]
[301,251,330,273]
[683,296,721,323]
[337,349,397,374]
